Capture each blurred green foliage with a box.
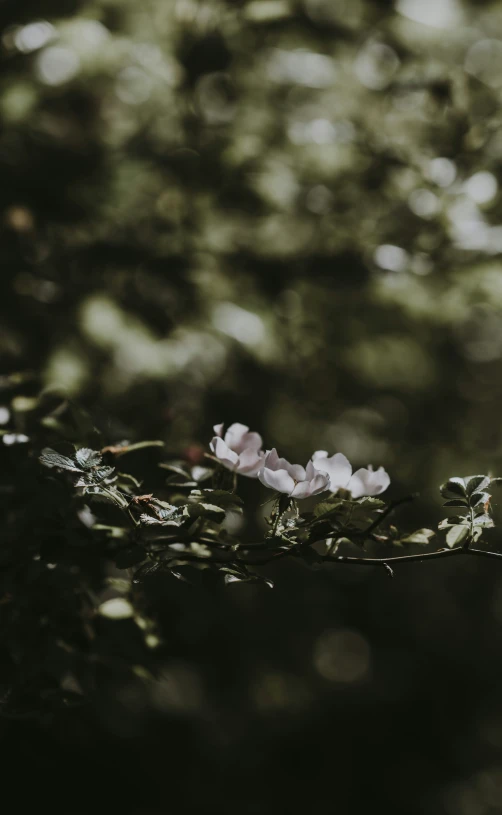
[4,1,502,813]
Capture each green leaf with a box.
[116,472,142,489]
[357,497,386,508]
[140,514,180,527]
[84,485,130,508]
[313,500,342,519]
[446,524,469,547]
[191,466,213,483]
[401,528,435,545]
[440,478,466,499]
[185,503,226,522]
[196,489,243,507]
[443,499,468,507]
[159,463,191,477]
[157,505,179,520]
[473,513,494,528]
[219,565,273,588]
[333,537,353,548]
[75,448,102,469]
[75,466,116,486]
[469,491,491,508]
[39,448,82,472]
[342,497,386,530]
[464,475,491,495]
[438,515,468,529]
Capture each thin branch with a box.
[468,548,502,561]
[364,494,417,535]
[325,546,502,568]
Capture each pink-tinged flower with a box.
[258,448,330,498]
[312,450,390,498]
[210,423,265,477]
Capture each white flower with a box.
[258,448,330,498]
[210,422,265,478]
[312,450,390,498]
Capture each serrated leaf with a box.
[355,497,386,508]
[151,498,178,511]
[443,499,468,507]
[140,513,181,528]
[470,491,491,508]
[139,514,164,526]
[313,500,342,519]
[185,503,226,522]
[157,505,179,520]
[464,475,491,495]
[473,513,494,528]
[440,478,466,500]
[75,448,102,469]
[446,524,469,547]
[438,515,469,529]
[401,528,435,545]
[39,448,82,472]
[197,489,243,507]
[75,466,116,486]
[84,485,129,508]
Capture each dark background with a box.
[3,0,502,812]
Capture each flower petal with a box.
[210,437,239,471]
[258,466,295,495]
[348,466,390,498]
[213,423,224,437]
[288,463,306,481]
[237,431,263,453]
[305,460,317,479]
[312,450,329,461]
[309,472,331,496]
[290,479,311,499]
[237,448,266,477]
[224,423,250,452]
[264,448,280,469]
[312,452,352,491]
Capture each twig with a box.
[325,546,502,568]
[364,494,416,535]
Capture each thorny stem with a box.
[125,486,502,579]
[156,544,502,576]
[324,546,502,577]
